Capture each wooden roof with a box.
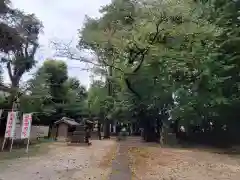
[54,117,80,126]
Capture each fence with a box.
[14,125,49,140]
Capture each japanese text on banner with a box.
[4,112,17,138]
[21,113,32,139]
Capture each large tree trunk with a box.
[103,65,112,139]
[103,120,110,139]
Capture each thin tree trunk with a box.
[160,125,164,145]
[156,118,160,143]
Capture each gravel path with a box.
[0,140,116,180]
[109,142,131,180]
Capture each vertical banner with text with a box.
[4,112,17,138]
[21,113,32,139]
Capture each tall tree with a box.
[3,13,42,92]
[0,1,43,135]
[23,60,88,125]
[0,1,43,92]
[78,0,238,143]
[39,60,68,104]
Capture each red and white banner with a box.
[4,112,17,138]
[21,113,32,139]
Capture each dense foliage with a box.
[0,0,239,146]
[79,0,240,145]
[20,60,88,125]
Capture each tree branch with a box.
[133,50,148,73]
[125,78,141,99]
[51,40,125,73]
[124,20,161,99]
[7,61,13,82]
[150,20,161,44]
[29,43,38,58]
[24,41,29,58]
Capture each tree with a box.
[67,77,87,100]
[0,1,43,135]
[20,60,88,126]
[0,5,42,93]
[0,0,22,55]
[0,1,41,92]
[77,0,240,145]
[39,60,68,104]
[1,11,42,112]
[5,13,42,88]
[20,69,52,114]
[63,77,88,119]
[36,0,239,145]
[79,0,139,138]
[87,80,108,117]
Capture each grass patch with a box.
[0,139,53,162]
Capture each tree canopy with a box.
[78,0,240,144]
[0,0,239,146]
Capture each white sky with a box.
[5,0,111,88]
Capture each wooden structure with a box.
[68,119,94,144]
[70,124,86,143]
[54,117,80,141]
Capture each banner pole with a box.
[9,99,16,152]
[0,109,3,126]
[1,138,6,151]
[9,138,13,152]
[26,138,30,153]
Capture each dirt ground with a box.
[128,141,240,180]
[1,137,240,180]
[0,140,117,180]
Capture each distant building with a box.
[53,117,80,141]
